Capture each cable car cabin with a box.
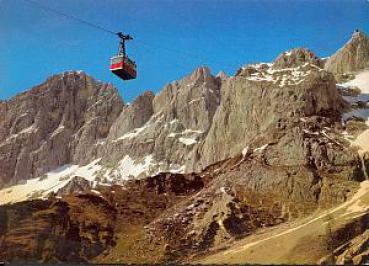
[110,55,137,80]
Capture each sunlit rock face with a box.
[0,71,123,187]
[1,30,369,265]
[198,50,345,170]
[98,66,222,177]
[325,31,369,80]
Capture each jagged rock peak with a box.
[56,70,85,76]
[54,176,92,196]
[21,70,118,101]
[129,90,155,109]
[199,51,345,169]
[216,71,229,79]
[0,72,124,186]
[352,29,367,39]
[46,70,88,84]
[273,48,323,69]
[235,47,323,78]
[325,30,369,76]
[102,65,222,176]
[107,90,155,139]
[189,66,212,82]
[8,71,79,100]
[235,62,270,77]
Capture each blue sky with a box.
[1,0,369,102]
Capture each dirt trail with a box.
[198,181,369,264]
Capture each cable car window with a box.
[111,57,122,64]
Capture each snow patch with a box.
[254,144,268,152]
[167,128,203,140]
[340,71,369,153]
[0,159,102,205]
[90,189,101,195]
[339,70,369,105]
[115,124,149,141]
[179,137,197,146]
[113,155,154,180]
[303,129,320,135]
[51,125,65,138]
[242,146,249,156]
[168,133,176,138]
[19,125,36,134]
[188,97,204,104]
[339,70,369,95]
[219,187,230,194]
[5,125,37,142]
[183,129,203,134]
[169,119,179,125]
[95,138,106,145]
[114,113,164,141]
[246,63,313,87]
[168,164,186,173]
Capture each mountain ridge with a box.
[1,30,369,264]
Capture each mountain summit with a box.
[325,30,369,79]
[0,71,123,186]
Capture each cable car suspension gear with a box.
[117,32,132,56]
[110,32,137,80]
[22,0,137,81]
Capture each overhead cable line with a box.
[22,0,117,35]
[21,0,241,69]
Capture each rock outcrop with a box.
[55,176,93,196]
[98,66,221,180]
[108,91,155,140]
[0,172,207,263]
[0,71,123,187]
[333,229,369,264]
[1,30,369,265]
[0,195,117,262]
[147,149,361,259]
[325,30,369,79]
[198,52,346,170]
[273,48,323,69]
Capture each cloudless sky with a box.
[1,0,369,102]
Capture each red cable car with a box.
[110,32,137,80]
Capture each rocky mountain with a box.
[199,51,346,168]
[0,72,123,187]
[1,30,369,264]
[98,66,221,178]
[325,30,369,81]
[0,172,206,263]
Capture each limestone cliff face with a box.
[98,54,349,177]
[1,31,369,264]
[197,51,346,170]
[0,71,123,187]
[108,91,155,140]
[98,66,221,178]
[0,49,355,187]
[152,66,220,132]
[325,31,369,77]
